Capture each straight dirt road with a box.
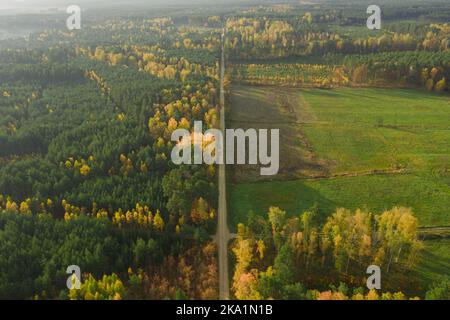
[217,29,231,300]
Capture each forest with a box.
[0,14,221,299]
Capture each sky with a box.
[0,0,274,10]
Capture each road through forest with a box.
[217,29,231,300]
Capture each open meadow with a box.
[229,84,450,293]
[229,85,450,228]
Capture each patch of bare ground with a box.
[229,85,333,183]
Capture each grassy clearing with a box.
[413,239,450,291]
[229,174,450,229]
[228,85,450,229]
[381,238,450,296]
[327,24,385,39]
[301,88,450,174]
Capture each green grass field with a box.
[229,174,450,228]
[229,84,450,290]
[380,238,450,295]
[414,239,450,287]
[228,85,450,229]
[301,88,450,174]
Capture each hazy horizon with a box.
[1,0,278,10]
[1,0,445,13]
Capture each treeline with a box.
[225,16,450,60]
[232,206,425,299]
[231,63,344,88]
[78,44,218,83]
[336,50,450,91]
[231,51,450,92]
